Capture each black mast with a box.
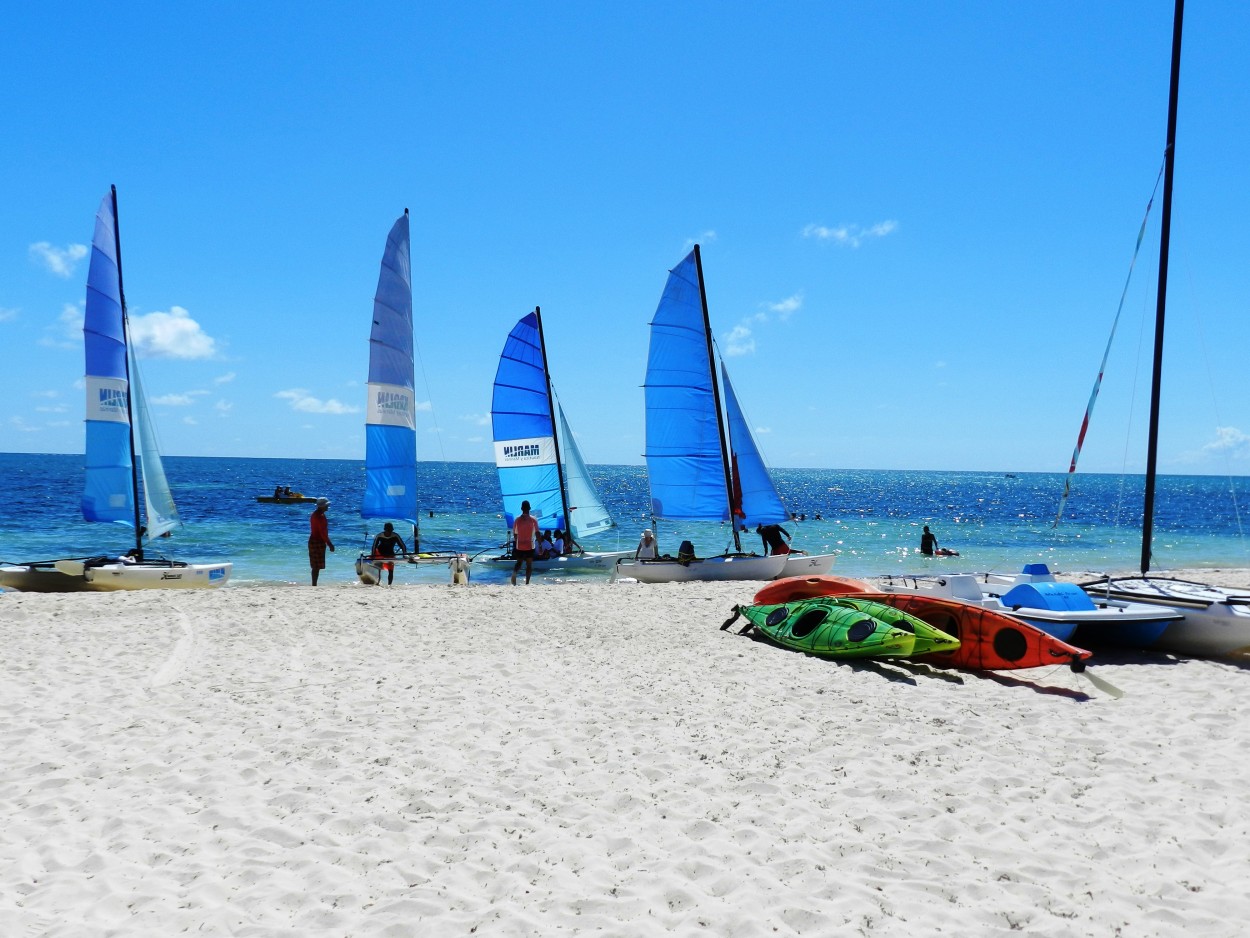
[533,306,573,538]
[1141,0,1184,574]
[111,185,143,558]
[692,245,742,553]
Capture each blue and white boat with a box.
[479,307,630,573]
[0,188,231,591]
[617,246,833,583]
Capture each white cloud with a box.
[40,303,83,348]
[1203,426,1250,458]
[183,416,198,425]
[723,324,756,357]
[129,306,218,359]
[29,241,88,277]
[214,371,236,384]
[682,230,718,253]
[215,400,233,415]
[802,220,898,248]
[416,400,433,413]
[275,389,359,415]
[35,404,68,414]
[151,393,196,406]
[0,307,18,322]
[766,294,802,319]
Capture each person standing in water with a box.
[920,525,939,556]
[309,497,335,585]
[511,500,539,585]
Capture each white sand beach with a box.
[2,574,1248,936]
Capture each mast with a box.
[533,306,573,534]
[692,245,741,552]
[111,185,143,557]
[1141,0,1184,574]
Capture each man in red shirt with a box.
[511,500,539,586]
[309,497,335,585]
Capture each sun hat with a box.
[316,497,330,508]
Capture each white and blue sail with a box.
[555,397,614,538]
[81,188,178,541]
[643,247,787,528]
[362,210,417,524]
[721,361,788,527]
[491,309,614,539]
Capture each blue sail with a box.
[491,312,565,531]
[82,192,135,527]
[721,361,788,526]
[362,211,418,524]
[642,250,729,522]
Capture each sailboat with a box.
[1077,0,1250,658]
[616,246,835,583]
[0,188,231,592]
[477,307,631,573]
[355,210,457,585]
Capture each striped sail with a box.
[491,312,564,531]
[362,211,417,524]
[82,192,134,526]
[554,394,613,539]
[642,249,729,522]
[721,361,788,527]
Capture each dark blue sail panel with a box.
[82,192,134,526]
[643,251,729,521]
[491,313,565,531]
[722,362,788,526]
[363,212,418,523]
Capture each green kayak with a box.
[723,596,959,660]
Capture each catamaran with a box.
[476,307,630,574]
[1075,0,1250,658]
[354,210,458,584]
[616,246,835,583]
[0,188,231,591]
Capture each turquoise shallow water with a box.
[1,453,1248,587]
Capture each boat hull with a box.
[1083,577,1250,659]
[256,496,317,504]
[777,551,837,577]
[617,554,787,583]
[476,550,633,574]
[0,559,231,592]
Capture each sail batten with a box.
[362,211,418,524]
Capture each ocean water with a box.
[1,453,1248,587]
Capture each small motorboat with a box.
[256,491,318,504]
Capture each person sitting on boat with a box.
[635,529,658,560]
[370,522,409,586]
[552,529,565,556]
[274,484,283,498]
[920,525,939,556]
[534,531,550,560]
[756,523,792,556]
[283,486,293,498]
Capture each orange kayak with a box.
[753,575,875,605]
[753,576,1091,671]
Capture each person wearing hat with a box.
[510,499,539,585]
[309,497,335,585]
[635,528,657,560]
[370,521,409,586]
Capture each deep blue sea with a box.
[2,453,1247,587]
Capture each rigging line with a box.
[1174,235,1248,545]
[1054,160,1167,528]
[411,338,448,466]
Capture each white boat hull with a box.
[476,550,634,574]
[0,559,231,592]
[778,551,836,577]
[616,553,787,583]
[1083,577,1250,659]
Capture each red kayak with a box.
[753,576,1092,671]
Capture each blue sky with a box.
[3,1,1248,475]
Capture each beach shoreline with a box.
[3,577,1248,936]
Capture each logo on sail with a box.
[85,376,130,423]
[99,387,128,412]
[494,436,556,467]
[366,382,416,429]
